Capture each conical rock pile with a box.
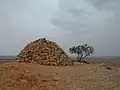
[16,38,73,66]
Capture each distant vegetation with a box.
[69,44,94,62]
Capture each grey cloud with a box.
[52,0,120,56]
[0,0,120,56]
[0,0,59,55]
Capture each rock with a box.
[16,38,73,66]
[106,66,113,70]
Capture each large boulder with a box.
[16,38,73,66]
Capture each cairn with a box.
[16,38,73,66]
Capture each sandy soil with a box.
[0,61,120,90]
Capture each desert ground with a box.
[0,59,120,90]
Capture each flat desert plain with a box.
[0,59,120,90]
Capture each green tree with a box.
[69,44,94,61]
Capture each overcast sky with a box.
[0,0,120,56]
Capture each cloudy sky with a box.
[0,0,120,56]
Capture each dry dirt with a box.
[0,61,120,90]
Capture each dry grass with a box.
[0,60,120,90]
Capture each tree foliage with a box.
[69,44,94,61]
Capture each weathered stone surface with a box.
[16,38,73,66]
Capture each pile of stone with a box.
[16,38,73,66]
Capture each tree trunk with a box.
[81,54,87,60]
[77,54,82,62]
[79,54,83,62]
[79,57,82,62]
[77,54,80,61]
